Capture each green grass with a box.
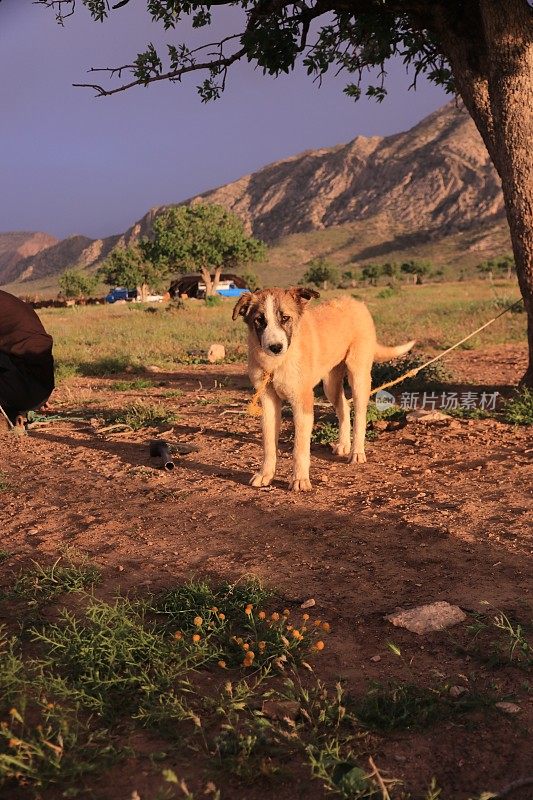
[0,473,9,493]
[103,403,177,430]
[109,378,155,391]
[33,279,526,378]
[311,402,406,446]
[458,610,533,669]
[13,557,101,602]
[501,388,533,425]
[353,681,495,732]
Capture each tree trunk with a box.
[480,0,533,386]
[423,0,533,385]
[212,266,222,295]
[201,267,214,296]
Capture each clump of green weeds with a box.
[448,406,491,420]
[54,361,82,383]
[109,378,154,391]
[501,388,533,425]
[13,557,101,602]
[104,403,176,430]
[0,627,117,791]
[459,610,532,668]
[307,738,396,799]
[0,474,8,493]
[353,681,493,732]
[371,354,449,392]
[312,402,405,446]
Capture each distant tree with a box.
[302,257,338,289]
[141,205,266,296]
[400,260,430,284]
[381,262,399,280]
[58,269,98,300]
[341,269,357,288]
[497,254,516,280]
[98,246,168,300]
[239,269,260,292]
[361,264,382,286]
[476,259,496,281]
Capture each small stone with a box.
[371,419,389,431]
[28,527,39,535]
[449,685,468,699]
[301,598,316,609]
[370,655,381,662]
[386,601,467,634]
[495,702,521,714]
[145,365,161,373]
[207,343,226,363]
[406,409,451,424]
[117,565,125,572]
[320,474,329,483]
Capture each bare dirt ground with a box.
[1,343,532,800]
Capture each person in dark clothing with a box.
[0,290,55,427]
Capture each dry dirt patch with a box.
[0,350,531,799]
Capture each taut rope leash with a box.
[246,297,524,415]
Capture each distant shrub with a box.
[205,294,222,308]
[377,286,399,300]
[302,257,338,289]
[371,353,449,392]
[239,270,260,292]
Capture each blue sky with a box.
[0,1,447,239]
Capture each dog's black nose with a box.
[269,343,283,354]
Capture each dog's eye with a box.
[254,315,265,327]
[281,315,291,324]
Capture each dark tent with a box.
[168,273,248,299]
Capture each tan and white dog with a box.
[233,287,415,492]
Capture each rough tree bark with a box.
[200,266,222,296]
[482,0,533,386]
[427,0,533,385]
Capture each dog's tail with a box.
[374,339,416,362]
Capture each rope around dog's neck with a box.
[246,297,524,415]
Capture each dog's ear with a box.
[232,291,254,321]
[289,286,320,305]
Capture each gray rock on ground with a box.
[386,601,467,634]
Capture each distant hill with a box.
[0,231,58,283]
[0,101,510,293]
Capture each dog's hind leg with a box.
[250,385,281,487]
[346,350,372,464]
[323,363,351,456]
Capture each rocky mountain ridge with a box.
[0,101,507,288]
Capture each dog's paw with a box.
[331,441,351,456]
[249,472,274,487]
[349,451,367,464]
[289,478,313,492]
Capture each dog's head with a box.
[232,287,319,357]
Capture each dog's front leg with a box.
[250,385,281,487]
[289,391,314,492]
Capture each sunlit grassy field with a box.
[39,279,526,379]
